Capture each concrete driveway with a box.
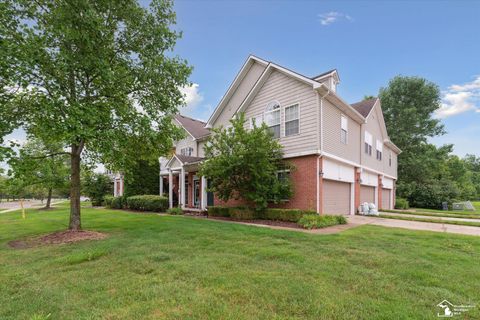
[348,215,480,237]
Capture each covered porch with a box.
[160,154,212,211]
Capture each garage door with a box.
[360,185,375,204]
[323,179,351,215]
[381,188,391,210]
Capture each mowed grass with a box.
[1,204,480,319]
[410,201,480,216]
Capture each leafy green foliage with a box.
[0,0,191,228]
[123,160,160,197]
[297,214,347,230]
[110,196,127,209]
[207,206,315,222]
[166,207,183,215]
[126,195,168,212]
[82,173,113,206]
[394,198,409,210]
[200,114,293,210]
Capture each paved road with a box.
[0,200,65,214]
[348,215,480,237]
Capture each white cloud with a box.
[180,83,204,115]
[435,76,480,118]
[318,12,353,26]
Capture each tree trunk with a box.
[69,145,82,231]
[45,188,53,209]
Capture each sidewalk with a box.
[349,215,480,237]
[381,212,480,223]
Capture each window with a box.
[180,147,193,156]
[264,101,281,139]
[376,140,383,161]
[249,115,263,129]
[389,151,392,167]
[340,115,348,144]
[364,131,372,156]
[284,104,299,136]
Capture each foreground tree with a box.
[8,138,69,209]
[1,0,190,230]
[200,114,293,210]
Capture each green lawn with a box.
[1,204,480,319]
[403,201,480,216]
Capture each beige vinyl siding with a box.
[323,99,361,163]
[197,140,206,158]
[213,62,266,128]
[175,136,197,157]
[323,179,351,215]
[383,146,398,177]
[243,70,318,155]
[169,157,183,169]
[361,105,385,172]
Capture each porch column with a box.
[168,170,173,209]
[160,175,164,196]
[201,175,207,210]
[180,167,186,209]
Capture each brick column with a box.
[318,157,324,214]
[354,168,361,214]
[378,175,383,210]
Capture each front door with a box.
[193,179,200,208]
[207,179,214,206]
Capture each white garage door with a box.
[360,185,375,204]
[382,188,391,210]
[323,179,351,215]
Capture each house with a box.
[159,55,401,215]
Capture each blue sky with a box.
[170,0,480,157]
[4,0,480,161]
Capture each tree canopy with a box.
[0,0,191,229]
[199,114,293,210]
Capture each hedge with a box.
[395,198,410,210]
[207,206,316,222]
[126,195,168,212]
[297,214,347,229]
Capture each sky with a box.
[3,0,480,168]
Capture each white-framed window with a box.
[180,147,193,156]
[376,140,383,161]
[364,131,372,156]
[340,115,348,144]
[277,169,291,182]
[284,104,299,136]
[249,114,263,129]
[264,101,281,139]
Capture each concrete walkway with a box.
[349,215,480,237]
[381,212,480,223]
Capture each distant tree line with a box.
[378,76,480,208]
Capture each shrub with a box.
[111,196,126,209]
[167,207,183,215]
[229,207,257,220]
[395,198,409,210]
[103,195,114,207]
[259,208,316,222]
[126,195,168,212]
[207,206,231,217]
[297,214,347,230]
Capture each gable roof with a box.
[312,69,340,83]
[351,98,377,117]
[165,153,205,169]
[174,114,210,139]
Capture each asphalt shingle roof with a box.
[175,114,210,139]
[351,98,377,118]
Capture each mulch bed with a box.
[8,230,107,249]
[206,216,303,229]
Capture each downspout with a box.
[316,89,330,214]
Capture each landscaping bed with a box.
[8,230,107,249]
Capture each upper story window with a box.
[264,101,281,139]
[284,104,299,136]
[376,140,383,161]
[340,115,348,144]
[180,147,193,156]
[249,114,263,129]
[364,131,372,156]
[389,151,392,167]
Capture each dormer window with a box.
[264,101,281,139]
